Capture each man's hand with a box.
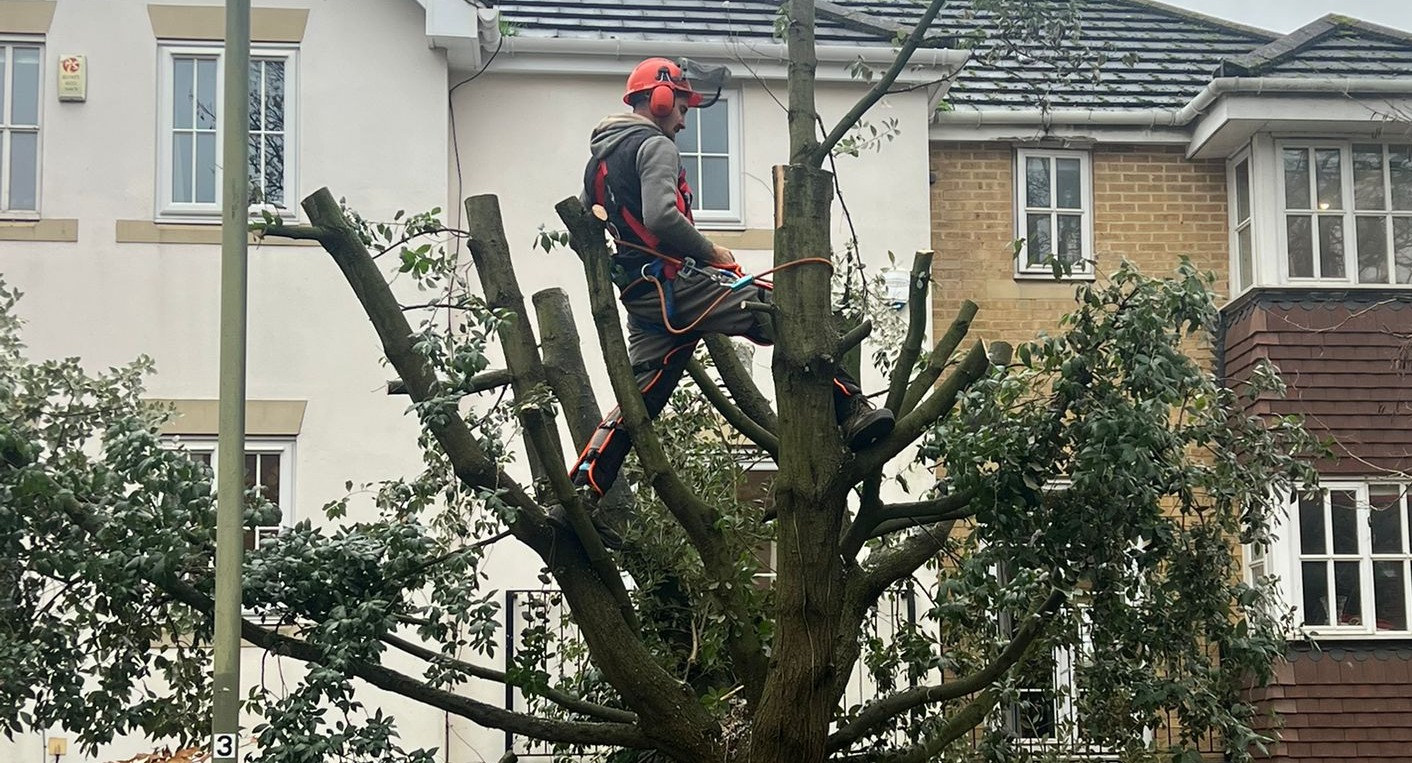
[710,244,736,266]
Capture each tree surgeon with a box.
[564,57,896,545]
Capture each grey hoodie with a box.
[580,113,716,262]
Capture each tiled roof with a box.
[846,0,1276,110]
[490,0,891,45]
[1219,14,1412,78]
[486,1,1412,111]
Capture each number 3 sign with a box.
[212,733,238,761]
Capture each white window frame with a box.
[167,437,296,543]
[0,38,44,219]
[1272,482,1412,639]
[1227,148,1255,297]
[1273,139,1412,286]
[677,89,743,228]
[1014,148,1094,280]
[156,43,299,222]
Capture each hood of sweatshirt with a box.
[588,113,668,160]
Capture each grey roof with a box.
[1219,14,1412,78]
[487,1,1412,111]
[845,0,1276,110]
[491,0,889,45]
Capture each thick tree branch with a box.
[840,489,975,557]
[848,341,990,481]
[815,0,949,164]
[900,300,977,417]
[464,195,636,631]
[386,368,510,397]
[297,190,547,533]
[379,632,637,724]
[884,251,935,416]
[836,319,873,358]
[686,359,780,459]
[788,0,822,164]
[704,334,779,433]
[557,196,769,709]
[827,589,1064,752]
[258,222,327,242]
[300,189,717,757]
[855,519,962,608]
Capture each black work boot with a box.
[546,492,625,551]
[840,394,895,452]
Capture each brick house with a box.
[909,3,1412,760]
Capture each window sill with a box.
[702,227,774,251]
[117,219,318,246]
[1013,271,1097,283]
[0,218,78,242]
[1297,627,1412,641]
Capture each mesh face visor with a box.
[677,58,732,108]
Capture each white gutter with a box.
[935,76,1412,128]
[496,36,970,70]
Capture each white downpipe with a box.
[936,77,1412,127]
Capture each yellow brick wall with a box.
[930,143,1230,350]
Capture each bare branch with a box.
[259,222,327,242]
[464,195,635,630]
[815,0,950,164]
[380,632,638,724]
[841,489,975,555]
[827,589,1064,751]
[686,359,780,459]
[557,196,769,707]
[386,368,511,397]
[885,252,935,416]
[704,334,779,433]
[836,319,873,358]
[901,300,977,417]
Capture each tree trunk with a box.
[747,165,847,763]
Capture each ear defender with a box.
[649,83,675,118]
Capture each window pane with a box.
[1319,216,1346,278]
[173,57,194,130]
[172,132,194,203]
[248,62,262,132]
[676,110,699,153]
[1057,214,1082,265]
[1396,218,1412,284]
[10,47,39,126]
[700,156,729,210]
[1284,148,1311,209]
[1302,561,1329,625]
[1287,215,1314,278]
[1371,486,1405,554]
[1331,490,1358,555]
[1026,214,1052,267]
[1299,493,1326,554]
[196,132,217,204]
[1234,159,1251,221]
[1026,156,1051,208]
[248,134,262,201]
[259,452,280,505]
[1333,561,1362,625]
[1391,146,1412,211]
[1356,215,1389,284]
[1373,561,1407,631]
[263,135,285,205]
[1237,225,1253,291]
[264,60,285,132]
[0,49,7,123]
[698,101,727,154]
[1315,148,1343,211]
[196,58,218,130]
[1353,144,1387,210]
[7,131,36,211]
[1055,158,1082,209]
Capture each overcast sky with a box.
[1167,0,1412,34]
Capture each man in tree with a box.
[570,56,896,504]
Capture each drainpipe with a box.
[936,76,1412,128]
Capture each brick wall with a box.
[930,143,1229,350]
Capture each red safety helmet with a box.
[623,57,703,118]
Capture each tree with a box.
[3,2,1318,762]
